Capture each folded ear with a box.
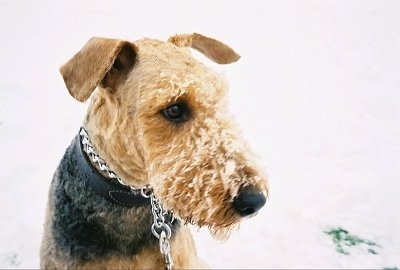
[60,37,137,102]
[168,33,240,64]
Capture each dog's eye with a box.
[162,102,190,124]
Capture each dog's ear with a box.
[60,38,137,102]
[168,33,240,64]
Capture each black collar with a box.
[75,130,150,207]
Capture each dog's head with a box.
[61,33,268,237]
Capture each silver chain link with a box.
[80,128,174,269]
[141,191,174,270]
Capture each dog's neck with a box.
[76,127,177,268]
[82,92,148,187]
[76,127,150,207]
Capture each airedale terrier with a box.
[40,33,268,269]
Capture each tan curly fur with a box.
[43,33,268,269]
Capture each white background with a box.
[0,0,399,268]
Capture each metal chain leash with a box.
[141,190,174,270]
[80,127,174,270]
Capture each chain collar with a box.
[79,128,147,191]
[79,127,174,270]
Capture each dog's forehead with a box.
[134,38,192,62]
[131,38,228,108]
[133,38,207,74]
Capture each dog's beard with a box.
[150,171,244,240]
[175,205,241,240]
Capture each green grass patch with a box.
[324,226,381,255]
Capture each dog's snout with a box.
[233,185,267,217]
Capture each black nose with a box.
[233,185,267,217]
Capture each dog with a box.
[40,33,268,269]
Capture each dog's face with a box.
[60,34,268,237]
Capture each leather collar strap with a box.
[75,131,150,207]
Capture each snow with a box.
[1,0,399,268]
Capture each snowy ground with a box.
[0,0,399,269]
